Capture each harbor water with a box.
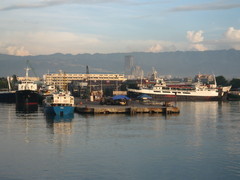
[0,102,240,180]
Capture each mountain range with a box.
[0,49,239,79]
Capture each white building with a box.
[17,76,40,83]
[43,72,127,89]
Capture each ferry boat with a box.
[43,91,74,116]
[15,67,40,105]
[127,77,231,101]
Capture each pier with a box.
[74,102,180,115]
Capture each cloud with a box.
[0,30,182,55]
[0,0,124,11]
[191,44,207,51]
[219,27,240,50]
[224,27,240,41]
[185,27,240,51]
[6,46,31,56]
[3,27,240,55]
[147,43,178,53]
[187,30,204,43]
[0,31,103,55]
[148,44,163,53]
[170,1,240,12]
[186,30,207,51]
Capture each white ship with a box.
[127,74,231,101]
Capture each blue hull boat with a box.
[43,91,75,116]
[45,105,74,116]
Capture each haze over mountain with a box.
[0,49,239,79]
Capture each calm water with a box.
[0,102,240,180]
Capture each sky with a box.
[0,0,240,56]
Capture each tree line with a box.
[0,77,8,89]
[216,76,240,90]
[0,75,18,90]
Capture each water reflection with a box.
[14,104,39,143]
[45,114,74,154]
[15,104,38,114]
[1,102,240,179]
[45,114,74,135]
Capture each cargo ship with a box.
[15,67,40,105]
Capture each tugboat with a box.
[15,67,39,105]
[43,91,74,116]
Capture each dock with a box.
[74,102,180,115]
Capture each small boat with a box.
[0,91,16,103]
[43,91,74,116]
[0,76,16,103]
[227,91,240,101]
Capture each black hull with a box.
[16,90,39,105]
[227,93,240,101]
[0,91,16,103]
[128,92,222,101]
[16,103,38,114]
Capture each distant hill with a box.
[0,49,239,78]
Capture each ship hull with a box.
[45,113,74,123]
[16,90,39,105]
[16,103,38,113]
[0,91,16,103]
[227,93,240,101]
[44,105,74,116]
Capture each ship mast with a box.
[25,67,30,79]
[213,74,217,88]
[25,67,31,90]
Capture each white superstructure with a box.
[18,67,38,91]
